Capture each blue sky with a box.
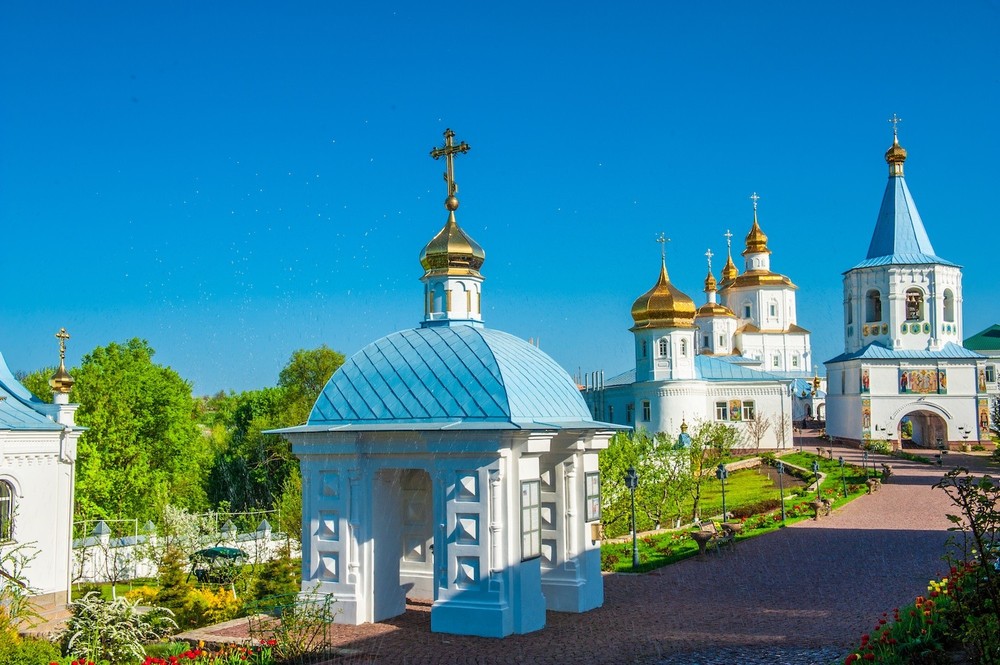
[1,2,997,394]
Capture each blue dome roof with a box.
[307,326,595,429]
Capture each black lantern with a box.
[624,466,639,569]
[715,463,729,521]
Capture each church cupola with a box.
[420,129,485,328]
[695,249,736,356]
[885,115,907,177]
[49,327,75,396]
[720,229,739,284]
[630,236,696,330]
[742,192,772,272]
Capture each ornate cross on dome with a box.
[724,229,733,251]
[430,128,471,202]
[656,232,670,261]
[705,248,714,271]
[55,327,70,360]
[750,192,760,211]
[889,113,902,138]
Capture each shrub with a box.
[154,544,191,613]
[250,540,300,603]
[175,586,242,628]
[124,585,159,605]
[0,634,61,665]
[864,439,892,455]
[729,499,782,519]
[62,592,177,665]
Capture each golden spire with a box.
[420,129,484,277]
[630,233,696,329]
[704,248,717,292]
[49,328,75,394]
[885,113,907,176]
[721,229,738,281]
[743,192,770,255]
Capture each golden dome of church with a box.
[419,206,486,278]
[631,260,697,329]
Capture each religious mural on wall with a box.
[729,399,742,421]
[860,368,870,393]
[979,368,988,394]
[862,397,871,438]
[980,398,990,435]
[898,368,945,394]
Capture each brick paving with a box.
[191,440,996,664]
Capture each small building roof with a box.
[0,351,64,430]
[288,326,617,432]
[964,324,1000,352]
[825,341,983,364]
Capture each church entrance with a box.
[370,468,434,622]
[900,409,948,448]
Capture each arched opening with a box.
[943,289,955,323]
[905,288,924,321]
[899,409,947,448]
[865,289,882,323]
[0,480,13,541]
[816,403,826,421]
[846,295,854,325]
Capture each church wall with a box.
[0,431,75,600]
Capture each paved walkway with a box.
[198,441,996,664]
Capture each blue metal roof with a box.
[854,175,956,270]
[826,341,984,364]
[302,326,604,429]
[695,355,785,381]
[0,352,63,430]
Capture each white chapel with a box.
[824,123,990,449]
[274,130,617,638]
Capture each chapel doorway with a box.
[902,410,948,448]
[370,468,434,622]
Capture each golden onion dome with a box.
[419,210,485,278]
[630,261,697,329]
[704,269,717,292]
[696,302,736,318]
[743,213,770,255]
[885,135,907,175]
[49,362,74,394]
[721,253,738,282]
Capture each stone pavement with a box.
[197,441,995,664]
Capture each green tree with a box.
[640,431,694,530]
[277,345,345,426]
[598,430,651,537]
[687,421,741,522]
[70,339,210,522]
[14,367,55,403]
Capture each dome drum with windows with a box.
[630,260,697,329]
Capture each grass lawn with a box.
[601,452,876,573]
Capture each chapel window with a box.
[658,338,668,356]
[641,340,647,358]
[866,289,882,323]
[608,405,614,422]
[986,365,996,383]
[792,354,799,368]
[742,401,756,421]
[520,480,541,561]
[585,472,601,522]
[743,303,752,318]
[846,295,854,325]
[769,302,777,317]
[703,335,710,349]
[715,401,729,421]
[642,400,651,421]
[0,481,13,541]
[906,289,924,321]
[626,403,634,423]
[943,289,955,323]
[772,354,781,368]
[680,339,688,357]
[719,335,725,347]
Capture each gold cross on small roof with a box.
[656,232,670,260]
[430,128,471,199]
[55,328,70,360]
[888,113,902,138]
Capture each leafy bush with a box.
[864,439,892,455]
[62,592,177,665]
[729,498,782,519]
[124,585,159,605]
[0,634,61,665]
[176,586,241,628]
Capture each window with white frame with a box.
[772,354,781,368]
[715,401,729,420]
[642,400,651,421]
[680,339,688,356]
[792,354,799,368]
[769,301,777,317]
[0,481,13,541]
[718,334,725,347]
[658,338,668,356]
[987,365,996,383]
[521,480,541,560]
[585,472,601,522]
[742,401,756,421]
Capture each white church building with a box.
[824,126,990,449]
[0,330,81,621]
[274,130,618,638]
[581,201,818,448]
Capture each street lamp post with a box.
[716,463,729,521]
[776,461,786,522]
[812,460,821,500]
[862,450,869,479]
[838,456,849,498]
[624,466,639,570]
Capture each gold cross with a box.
[55,328,70,360]
[724,229,733,251]
[749,192,760,211]
[656,232,670,261]
[705,248,714,271]
[430,128,471,198]
[888,113,902,138]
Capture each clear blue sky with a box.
[1,2,997,394]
